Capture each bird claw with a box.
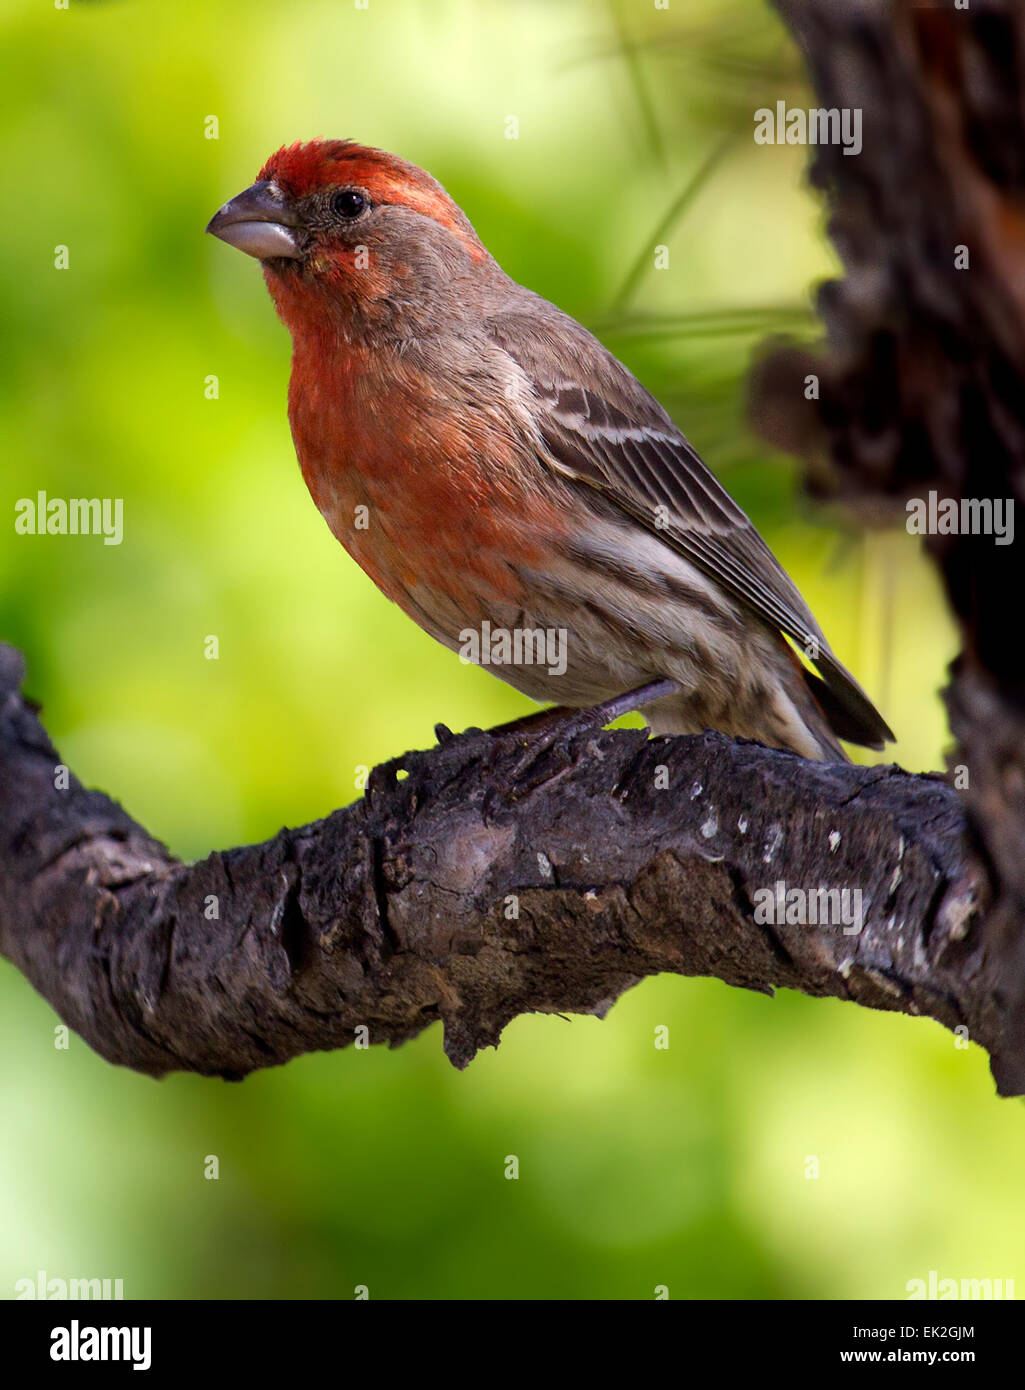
[485,681,679,803]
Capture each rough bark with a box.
[0,643,996,1083]
[752,0,1025,1091]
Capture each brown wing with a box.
[487,305,894,748]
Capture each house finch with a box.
[207,140,893,761]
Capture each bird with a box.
[206,139,894,762]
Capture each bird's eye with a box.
[333,189,368,219]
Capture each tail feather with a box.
[641,669,850,763]
[637,640,893,764]
[804,649,894,751]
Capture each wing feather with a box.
[487,305,894,748]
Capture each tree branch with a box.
[1,642,1002,1085]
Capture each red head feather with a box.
[259,139,482,256]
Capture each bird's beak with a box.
[206,181,303,260]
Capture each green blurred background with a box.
[2,0,1018,1301]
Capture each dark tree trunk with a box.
[754,0,1025,1090]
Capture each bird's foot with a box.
[483,678,681,804]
